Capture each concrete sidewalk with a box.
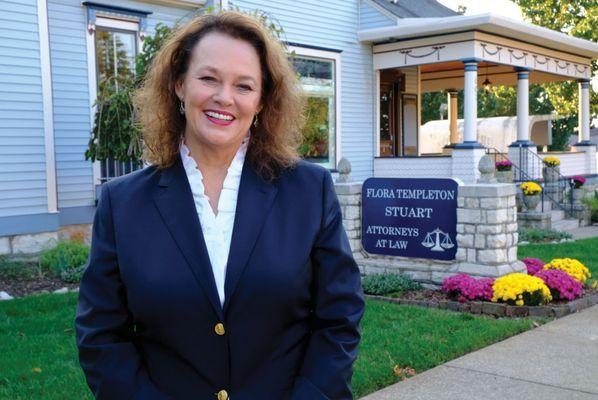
[361,304,598,400]
[569,224,598,241]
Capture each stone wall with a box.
[335,180,525,287]
[335,181,363,261]
[0,224,92,256]
[455,184,524,277]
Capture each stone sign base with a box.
[358,255,525,288]
[335,180,525,285]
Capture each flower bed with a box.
[365,256,597,319]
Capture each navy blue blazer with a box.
[75,157,365,400]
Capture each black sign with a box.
[361,178,458,261]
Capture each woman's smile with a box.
[204,109,235,126]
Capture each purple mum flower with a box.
[522,258,545,275]
[535,269,583,301]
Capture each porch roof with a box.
[358,13,598,59]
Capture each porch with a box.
[358,13,598,184]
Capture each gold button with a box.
[217,389,228,400]
[214,323,225,336]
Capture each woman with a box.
[76,11,364,400]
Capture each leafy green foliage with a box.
[519,228,572,243]
[85,21,178,165]
[582,191,598,223]
[0,257,41,280]
[135,23,177,83]
[512,0,597,118]
[298,97,329,158]
[85,85,143,163]
[39,242,90,279]
[362,272,422,295]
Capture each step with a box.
[551,218,579,232]
[550,209,565,223]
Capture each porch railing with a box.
[100,158,144,183]
[485,146,575,216]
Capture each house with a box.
[0,0,597,254]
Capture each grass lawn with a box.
[0,292,538,399]
[518,237,598,277]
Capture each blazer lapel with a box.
[152,157,224,320]
[223,162,278,314]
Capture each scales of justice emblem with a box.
[421,228,454,252]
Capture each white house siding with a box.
[374,157,452,178]
[46,0,195,221]
[549,152,586,177]
[0,0,48,218]
[359,0,396,30]
[234,0,375,181]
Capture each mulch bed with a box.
[367,287,598,319]
[0,275,79,298]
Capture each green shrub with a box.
[59,264,86,284]
[519,228,572,243]
[39,241,90,279]
[582,191,598,223]
[362,272,422,295]
[0,257,41,280]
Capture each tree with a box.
[511,0,597,117]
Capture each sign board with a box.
[361,178,458,261]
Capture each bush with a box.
[362,272,422,295]
[39,241,90,280]
[491,273,552,306]
[0,257,41,280]
[521,258,545,275]
[535,269,583,301]
[542,258,591,284]
[441,273,494,302]
[519,228,572,243]
[582,191,598,223]
[59,264,86,284]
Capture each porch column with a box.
[576,79,592,146]
[571,79,596,174]
[512,67,533,146]
[508,67,539,179]
[455,61,481,148]
[452,61,484,183]
[448,90,459,145]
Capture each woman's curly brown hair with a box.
[134,11,305,179]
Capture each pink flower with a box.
[442,274,495,302]
[571,175,586,189]
[522,258,544,275]
[535,269,583,301]
[495,160,513,171]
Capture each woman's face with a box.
[176,31,263,152]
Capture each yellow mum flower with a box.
[520,181,542,196]
[492,273,552,306]
[543,156,560,167]
[543,258,591,284]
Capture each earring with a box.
[253,113,259,127]
[179,100,185,115]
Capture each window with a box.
[85,3,151,185]
[95,27,137,93]
[289,46,341,169]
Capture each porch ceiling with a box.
[359,13,598,59]
[419,61,570,92]
[364,13,597,82]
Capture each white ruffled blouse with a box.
[180,137,249,307]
